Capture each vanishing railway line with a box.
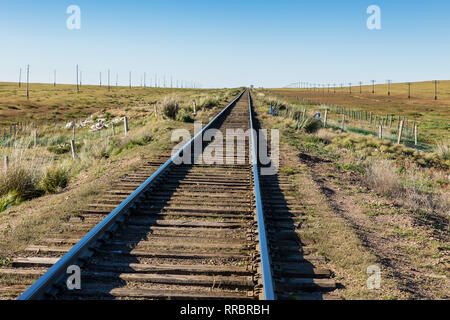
[0,90,337,300]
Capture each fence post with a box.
[34,130,37,146]
[193,101,197,116]
[414,124,418,145]
[397,120,404,144]
[379,125,383,139]
[72,125,76,140]
[324,109,328,128]
[124,116,129,135]
[3,156,8,173]
[370,112,373,124]
[70,140,77,159]
[341,114,345,131]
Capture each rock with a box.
[65,122,75,129]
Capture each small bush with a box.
[40,165,70,194]
[365,159,403,197]
[199,97,219,110]
[435,141,449,160]
[0,166,38,199]
[178,111,194,123]
[91,139,112,160]
[0,191,22,212]
[161,97,179,120]
[295,118,323,133]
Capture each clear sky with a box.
[0,0,449,88]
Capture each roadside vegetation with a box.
[253,90,449,299]
[271,80,450,146]
[0,84,241,215]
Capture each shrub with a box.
[40,165,70,194]
[90,139,112,160]
[295,118,323,133]
[199,97,219,110]
[365,159,403,197]
[435,141,449,160]
[178,111,194,123]
[161,97,179,120]
[0,191,22,212]
[0,165,38,199]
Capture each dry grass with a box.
[160,96,179,120]
[435,140,450,160]
[365,159,403,197]
[365,159,449,215]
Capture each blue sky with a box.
[0,0,449,88]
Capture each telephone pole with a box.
[26,65,30,99]
[76,65,79,93]
[434,80,438,100]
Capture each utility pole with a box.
[129,71,132,89]
[434,80,438,100]
[408,82,411,99]
[54,70,56,87]
[372,80,375,94]
[26,65,30,99]
[359,81,362,94]
[76,65,79,93]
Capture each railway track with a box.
[1,89,337,300]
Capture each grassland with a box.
[270,80,450,147]
[252,90,449,299]
[0,83,241,216]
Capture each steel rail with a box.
[248,91,276,300]
[18,89,245,300]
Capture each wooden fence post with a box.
[72,125,76,140]
[124,116,129,135]
[379,125,383,139]
[397,120,404,144]
[324,109,328,128]
[341,114,345,131]
[70,140,77,159]
[193,101,197,116]
[370,112,373,124]
[3,156,8,173]
[414,125,418,145]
